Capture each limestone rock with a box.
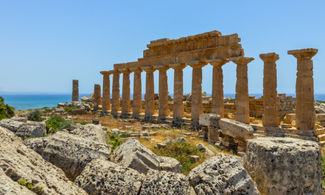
[219,118,254,140]
[189,154,259,195]
[0,168,35,195]
[158,156,181,173]
[112,138,160,174]
[25,131,111,180]
[0,126,86,194]
[140,170,194,195]
[244,137,322,195]
[0,118,46,138]
[76,159,144,195]
[70,124,108,145]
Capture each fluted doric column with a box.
[144,66,155,122]
[100,71,113,112]
[190,62,207,129]
[121,69,131,117]
[260,53,279,128]
[94,84,101,111]
[210,60,228,117]
[157,65,170,122]
[171,64,186,126]
[72,80,79,102]
[111,71,120,117]
[130,67,142,119]
[233,57,254,124]
[288,48,318,135]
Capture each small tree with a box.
[45,115,71,134]
[27,110,43,121]
[0,96,15,120]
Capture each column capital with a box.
[142,65,156,72]
[288,48,318,59]
[100,70,115,76]
[154,64,170,71]
[232,57,254,65]
[119,68,131,74]
[170,63,186,70]
[188,60,207,68]
[129,67,142,73]
[210,59,229,67]
[260,52,279,62]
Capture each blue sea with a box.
[1,93,325,111]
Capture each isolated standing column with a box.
[288,48,318,134]
[94,84,101,111]
[260,53,279,128]
[211,60,228,117]
[233,57,254,124]
[72,80,79,102]
[100,71,112,112]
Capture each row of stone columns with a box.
[98,58,255,128]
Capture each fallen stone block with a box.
[244,137,322,195]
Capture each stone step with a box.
[315,128,325,136]
[317,134,325,142]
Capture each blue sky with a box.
[0,0,324,95]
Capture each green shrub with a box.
[0,96,15,120]
[64,106,79,113]
[45,115,71,134]
[153,141,205,174]
[27,110,43,121]
[107,132,122,152]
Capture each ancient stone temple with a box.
[95,30,317,138]
[100,31,256,128]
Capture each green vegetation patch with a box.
[27,110,43,121]
[152,141,205,175]
[64,106,79,113]
[0,96,15,120]
[18,178,43,193]
[45,115,71,134]
[107,132,122,152]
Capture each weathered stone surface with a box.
[93,84,101,110]
[0,118,46,138]
[172,64,185,123]
[0,127,86,194]
[72,80,79,102]
[0,168,36,195]
[244,137,322,195]
[132,69,142,118]
[219,118,254,140]
[25,131,111,180]
[140,170,194,195]
[76,158,144,195]
[100,72,111,111]
[189,154,259,195]
[211,60,227,117]
[199,113,220,127]
[70,124,108,145]
[158,67,169,121]
[158,156,181,173]
[112,138,160,174]
[145,68,155,122]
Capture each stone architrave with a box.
[233,57,254,124]
[171,64,186,125]
[144,66,155,122]
[112,71,120,117]
[190,62,207,128]
[121,69,131,117]
[130,68,142,119]
[260,53,280,128]
[210,60,228,117]
[288,48,318,135]
[72,80,79,102]
[100,71,113,112]
[156,65,170,122]
[94,84,101,111]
